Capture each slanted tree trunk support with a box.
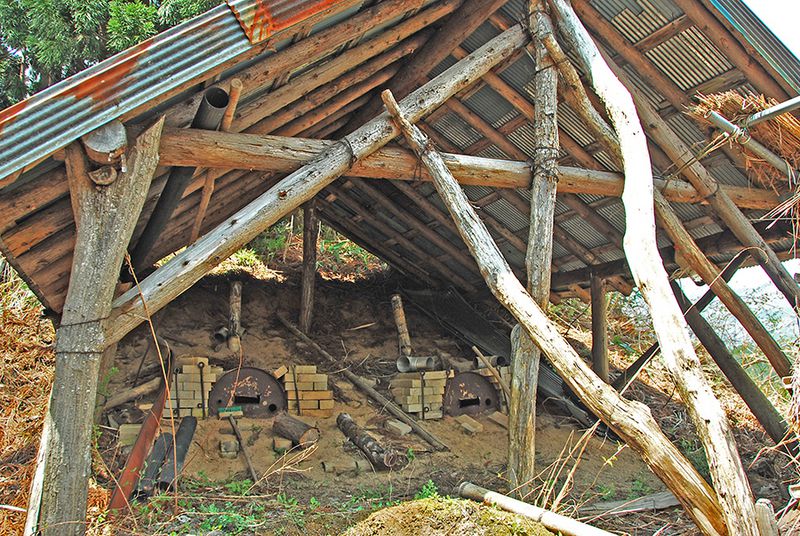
[32,118,164,536]
[380,88,727,536]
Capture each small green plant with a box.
[309,497,320,509]
[277,492,306,528]
[414,480,440,500]
[224,478,253,496]
[595,483,616,500]
[231,248,261,268]
[627,474,653,500]
[406,447,416,462]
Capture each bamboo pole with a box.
[106,25,528,344]
[547,1,756,533]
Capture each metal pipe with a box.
[157,416,197,490]
[135,432,173,497]
[745,94,800,127]
[396,355,435,372]
[130,87,230,273]
[706,110,795,179]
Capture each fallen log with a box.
[336,413,408,471]
[273,412,320,449]
[276,312,448,451]
[459,482,613,536]
[380,89,726,534]
[102,376,162,412]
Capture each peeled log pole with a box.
[548,2,756,533]
[507,1,555,499]
[273,412,320,448]
[336,413,408,470]
[653,190,791,377]
[459,482,614,536]
[590,275,609,383]
[276,312,448,451]
[107,25,529,345]
[380,90,726,535]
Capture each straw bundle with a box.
[691,92,799,241]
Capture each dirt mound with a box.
[343,497,555,536]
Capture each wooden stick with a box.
[228,416,259,483]
[276,312,448,451]
[107,26,528,345]
[102,376,162,412]
[336,413,408,470]
[459,482,614,536]
[153,128,780,210]
[379,87,726,535]
[548,2,756,533]
[654,191,791,377]
[471,346,510,401]
[219,79,243,133]
[299,202,318,333]
[228,281,242,353]
[590,275,609,383]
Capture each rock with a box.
[454,414,483,434]
[384,418,412,436]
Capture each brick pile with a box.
[389,370,451,420]
[283,365,335,417]
[476,366,510,410]
[168,356,223,418]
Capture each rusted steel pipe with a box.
[130,87,229,273]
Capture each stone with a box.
[455,414,483,434]
[384,418,412,436]
[219,439,239,454]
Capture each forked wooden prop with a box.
[380,89,727,535]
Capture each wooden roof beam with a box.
[337,0,508,134]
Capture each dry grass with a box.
[0,268,54,534]
[690,91,799,234]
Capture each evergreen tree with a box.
[0,0,221,108]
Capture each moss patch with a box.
[343,497,555,536]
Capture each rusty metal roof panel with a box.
[0,0,355,181]
[226,0,341,43]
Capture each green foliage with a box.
[231,248,260,268]
[626,473,654,500]
[107,1,157,52]
[223,478,252,496]
[414,480,439,501]
[595,483,616,500]
[0,0,222,107]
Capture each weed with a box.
[414,480,440,500]
[678,438,711,480]
[224,478,253,496]
[595,483,616,500]
[231,248,260,268]
[406,447,416,462]
[627,473,654,500]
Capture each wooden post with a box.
[107,25,528,344]
[590,275,609,383]
[379,89,727,535]
[507,0,557,499]
[672,281,792,448]
[653,190,792,378]
[299,202,319,333]
[548,2,758,533]
[32,118,163,535]
[228,281,242,353]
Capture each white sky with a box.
[742,0,800,57]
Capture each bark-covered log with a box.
[228,281,242,353]
[273,412,320,449]
[336,413,408,471]
[299,203,318,333]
